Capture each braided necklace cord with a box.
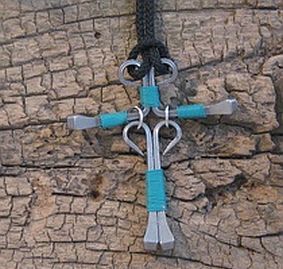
[127,0,171,80]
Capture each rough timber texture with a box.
[0,0,282,268]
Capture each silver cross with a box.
[67,59,238,251]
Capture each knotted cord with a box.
[127,0,171,80]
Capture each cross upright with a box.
[67,58,237,251]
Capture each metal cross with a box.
[67,59,237,251]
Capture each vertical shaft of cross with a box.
[122,118,182,251]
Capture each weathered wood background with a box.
[0,0,282,268]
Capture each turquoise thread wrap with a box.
[177,104,207,119]
[146,169,167,212]
[100,111,128,129]
[139,86,160,108]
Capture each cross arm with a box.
[67,107,150,130]
[152,98,238,119]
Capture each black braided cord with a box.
[127,0,171,80]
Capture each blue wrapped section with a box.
[100,111,128,129]
[146,169,166,212]
[177,104,207,119]
[139,86,160,108]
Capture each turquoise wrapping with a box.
[100,111,128,129]
[139,86,160,108]
[177,104,207,119]
[146,169,167,212]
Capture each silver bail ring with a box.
[165,106,169,127]
[133,106,144,129]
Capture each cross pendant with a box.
[67,58,237,251]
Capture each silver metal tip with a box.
[67,116,75,129]
[206,98,238,115]
[66,115,100,130]
[158,211,175,251]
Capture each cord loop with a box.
[127,0,172,80]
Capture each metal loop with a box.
[165,106,169,128]
[158,58,178,85]
[153,120,182,168]
[123,121,154,170]
[119,58,178,86]
[132,106,144,129]
[119,60,141,86]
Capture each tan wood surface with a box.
[0,0,282,268]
